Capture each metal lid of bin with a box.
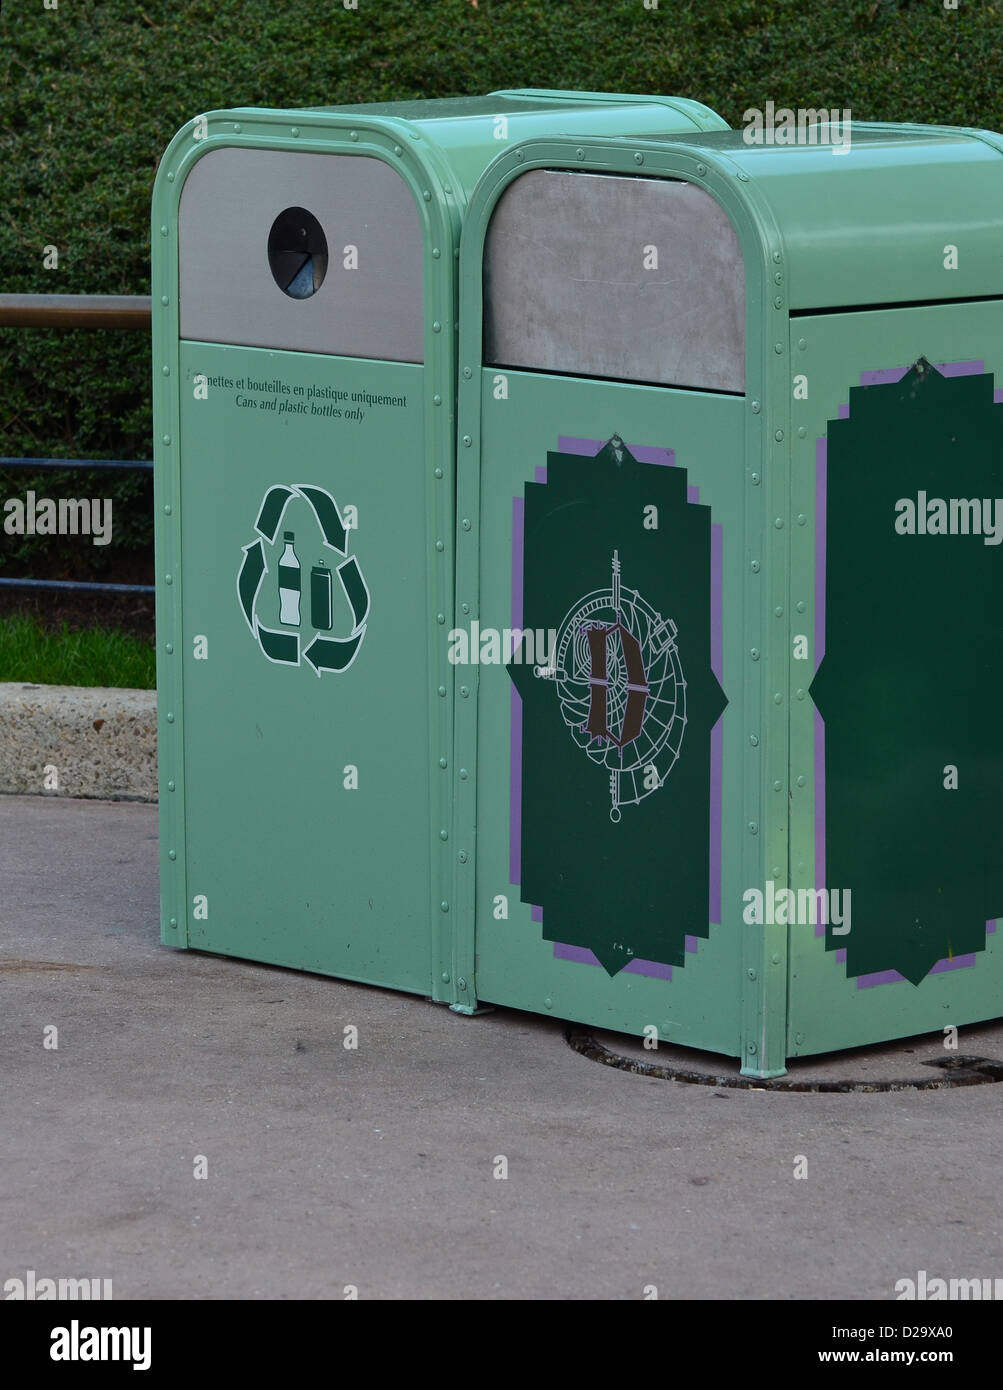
[221,90,729,205]
[590,123,1003,311]
[302,89,727,130]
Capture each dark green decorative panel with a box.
[811,362,1003,984]
[508,439,727,975]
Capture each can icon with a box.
[311,561,333,631]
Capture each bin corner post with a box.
[738,189,792,1081]
[738,973,788,1078]
[444,336,482,1020]
[398,134,481,1015]
[444,149,508,1022]
[152,128,190,953]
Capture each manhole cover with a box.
[567,1026,1003,1092]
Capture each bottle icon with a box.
[311,560,333,631]
[278,531,301,626]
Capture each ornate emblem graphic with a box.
[508,435,727,975]
[543,549,686,821]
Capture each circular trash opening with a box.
[268,207,328,299]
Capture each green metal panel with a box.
[174,346,433,987]
[457,124,1003,1075]
[155,100,1003,1074]
[455,136,787,1074]
[458,372,749,1055]
[151,93,728,1009]
[152,110,460,999]
[601,124,1003,311]
[788,300,1003,1058]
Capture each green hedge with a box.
[1,0,1000,578]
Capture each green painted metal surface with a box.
[623,124,1003,310]
[455,372,750,1059]
[151,93,728,1011]
[175,346,430,989]
[456,124,1003,1075]
[154,100,1003,1075]
[788,301,1003,1059]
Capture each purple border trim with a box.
[813,710,826,939]
[814,436,828,933]
[510,436,721,982]
[709,522,724,924]
[860,360,986,387]
[557,437,676,469]
[856,954,977,990]
[814,361,1000,976]
[854,921,996,989]
[509,497,525,885]
[554,941,675,980]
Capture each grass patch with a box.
[0,615,156,690]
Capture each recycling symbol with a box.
[237,483,370,675]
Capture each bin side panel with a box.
[470,370,747,1057]
[177,342,432,991]
[789,301,1003,1055]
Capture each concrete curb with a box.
[0,683,157,802]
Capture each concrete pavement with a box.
[1,793,1000,1300]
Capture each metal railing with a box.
[0,294,151,331]
[0,294,154,596]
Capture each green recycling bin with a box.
[453,122,1003,1075]
[150,91,729,1006]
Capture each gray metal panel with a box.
[484,171,744,392]
[178,148,424,361]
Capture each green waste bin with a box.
[150,91,729,1007]
[453,122,1003,1076]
